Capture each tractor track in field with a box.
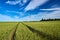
[8,22,20,40]
[21,23,60,40]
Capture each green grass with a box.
[0,21,60,40]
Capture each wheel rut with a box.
[21,23,60,40]
[8,22,20,40]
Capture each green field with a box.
[0,21,60,40]
[0,22,18,40]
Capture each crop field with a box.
[0,21,60,40]
[0,22,18,40]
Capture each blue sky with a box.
[0,0,60,21]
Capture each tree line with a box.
[41,18,60,21]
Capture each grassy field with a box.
[24,21,60,37]
[23,21,60,40]
[15,23,42,40]
[0,22,18,40]
[0,21,60,40]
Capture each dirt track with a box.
[21,23,60,40]
[8,22,60,40]
[8,23,20,40]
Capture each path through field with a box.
[7,22,60,40]
[21,23,60,40]
[0,21,60,40]
[8,23,20,40]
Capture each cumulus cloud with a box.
[25,0,48,11]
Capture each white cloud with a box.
[18,0,28,6]
[40,8,60,11]
[22,0,27,3]
[5,0,20,5]
[42,10,60,19]
[0,14,21,21]
[25,0,48,11]
[19,13,43,21]
[5,0,28,5]
[22,8,60,21]
[0,14,13,21]
[0,10,60,21]
[0,13,42,21]
[21,8,60,21]
[0,8,60,21]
